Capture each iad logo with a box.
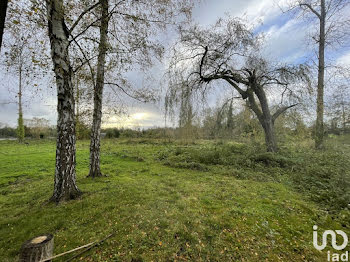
[313,225,348,251]
[313,225,349,261]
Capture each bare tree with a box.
[6,39,26,142]
[326,66,350,132]
[1,0,48,143]
[167,17,308,152]
[284,0,350,148]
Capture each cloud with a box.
[103,104,165,129]
[261,17,310,63]
[337,51,350,66]
[192,0,311,64]
[193,0,290,26]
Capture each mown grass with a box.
[0,138,349,261]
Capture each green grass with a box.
[0,138,349,261]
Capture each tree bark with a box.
[19,234,54,262]
[254,85,278,152]
[47,0,80,202]
[17,65,25,142]
[315,0,325,149]
[0,0,8,51]
[88,0,109,178]
[261,118,277,152]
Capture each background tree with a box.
[226,99,234,132]
[167,17,308,152]
[1,0,47,143]
[178,83,196,139]
[24,117,51,138]
[326,66,350,133]
[284,0,350,148]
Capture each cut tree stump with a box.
[19,234,54,262]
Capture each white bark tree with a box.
[46,0,81,202]
[89,0,108,177]
[79,0,195,177]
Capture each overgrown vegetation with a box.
[156,137,350,217]
[0,137,349,261]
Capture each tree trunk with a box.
[262,118,277,152]
[17,65,25,142]
[19,234,54,262]
[254,85,278,152]
[88,0,109,178]
[47,0,80,202]
[342,103,346,132]
[0,0,8,51]
[315,0,325,149]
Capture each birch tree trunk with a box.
[89,0,109,178]
[315,0,325,149]
[47,0,80,202]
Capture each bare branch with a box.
[299,3,321,19]
[68,2,100,34]
[272,104,299,122]
[71,37,96,87]
[105,82,149,103]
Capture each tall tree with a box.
[315,0,326,149]
[1,0,47,143]
[80,0,194,177]
[46,0,80,202]
[285,0,350,148]
[167,17,308,152]
[89,0,109,177]
[4,38,26,143]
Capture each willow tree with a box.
[167,17,308,152]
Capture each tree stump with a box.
[19,234,54,262]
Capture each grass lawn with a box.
[0,138,349,261]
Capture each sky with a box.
[0,0,349,129]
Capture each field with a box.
[1,138,350,261]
